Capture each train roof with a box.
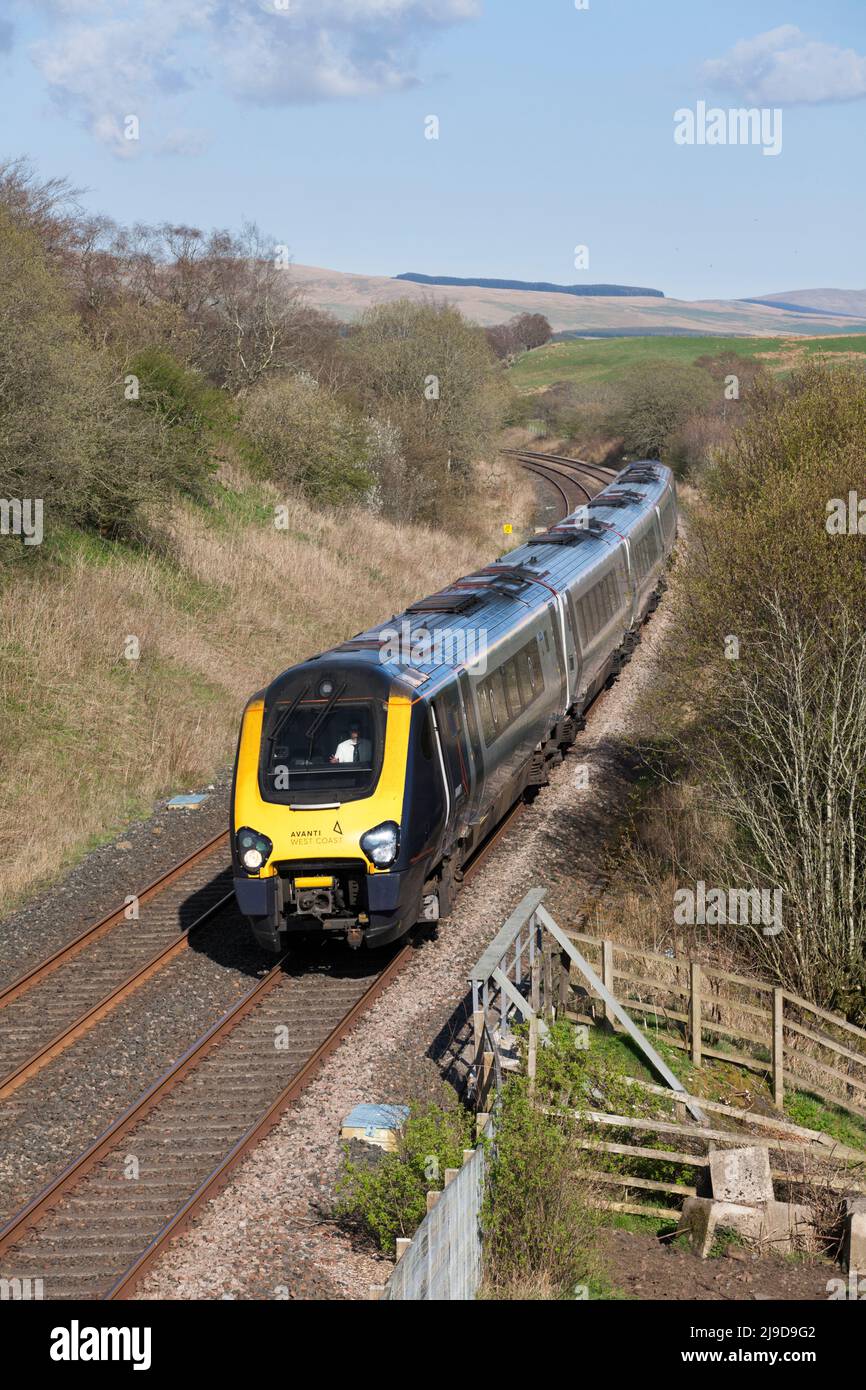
[291,461,674,701]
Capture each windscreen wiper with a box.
[305,680,348,749]
[267,683,311,752]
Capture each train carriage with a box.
[231,461,677,951]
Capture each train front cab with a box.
[232,660,441,951]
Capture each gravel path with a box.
[133,599,676,1300]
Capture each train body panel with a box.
[231,461,677,950]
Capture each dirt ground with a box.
[599,1229,836,1302]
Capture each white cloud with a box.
[702,25,866,105]
[29,0,480,155]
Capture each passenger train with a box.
[231,461,677,951]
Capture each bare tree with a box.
[707,597,866,1020]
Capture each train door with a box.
[565,590,584,701]
[546,599,568,714]
[433,683,473,846]
[457,671,484,826]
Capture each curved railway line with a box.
[503,446,617,513]
[0,449,608,1300]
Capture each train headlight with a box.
[236,827,273,873]
[360,821,400,868]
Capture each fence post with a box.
[602,939,615,1028]
[530,916,541,1015]
[543,942,553,1020]
[558,949,571,1013]
[772,988,785,1110]
[690,961,702,1068]
[482,1049,494,1107]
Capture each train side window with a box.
[607,573,617,617]
[462,685,481,756]
[639,536,650,578]
[502,657,522,720]
[478,681,496,746]
[598,577,608,623]
[492,670,508,728]
[576,596,590,645]
[588,586,602,638]
[524,650,537,695]
[515,651,530,706]
[595,583,606,632]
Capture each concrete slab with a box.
[709,1146,774,1204]
[681,1197,764,1258]
[844,1211,866,1271]
[681,1197,815,1257]
[761,1200,816,1253]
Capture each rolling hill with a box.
[288,264,866,338]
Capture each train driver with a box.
[330,724,371,765]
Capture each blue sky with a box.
[1,0,864,300]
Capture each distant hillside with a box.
[285,265,866,338]
[741,288,866,318]
[396,272,664,298]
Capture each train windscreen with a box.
[260,698,384,802]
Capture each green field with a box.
[509,334,866,392]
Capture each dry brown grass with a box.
[0,459,534,904]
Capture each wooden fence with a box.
[568,931,866,1122]
[467,891,866,1224]
[384,893,866,1282]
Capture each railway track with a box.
[0,788,526,1299]
[504,446,616,514]
[0,834,233,1098]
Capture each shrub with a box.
[341,300,507,522]
[242,372,374,505]
[334,1100,474,1254]
[644,361,866,1022]
[481,1020,611,1298]
[0,209,222,556]
[613,362,716,460]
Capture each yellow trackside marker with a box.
[503,523,513,535]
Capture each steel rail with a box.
[106,939,415,1299]
[513,453,594,511]
[106,799,529,1297]
[504,447,618,480]
[0,888,235,1099]
[0,951,291,1259]
[0,831,230,1010]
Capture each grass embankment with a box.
[509,334,866,392]
[0,459,533,907]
